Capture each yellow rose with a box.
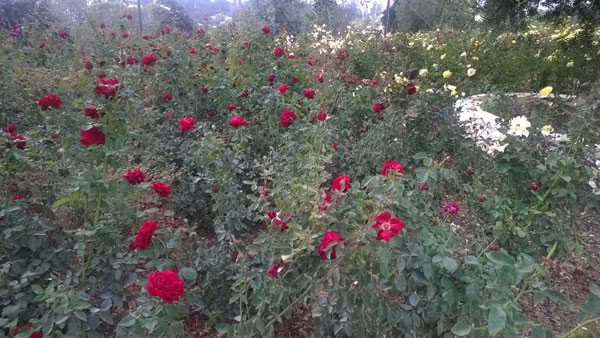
[443,70,452,78]
[539,86,553,97]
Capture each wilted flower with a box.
[541,125,554,136]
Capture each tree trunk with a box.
[137,0,143,33]
[385,0,392,35]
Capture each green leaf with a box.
[531,326,554,338]
[486,251,514,266]
[180,268,197,281]
[451,322,472,336]
[52,189,82,208]
[488,307,506,336]
[443,257,459,273]
[216,323,230,333]
[546,290,572,308]
[589,284,600,297]
[118,316,136,327]
[409,293,420,306]
[377,247,391,279]
[31,284,44,295]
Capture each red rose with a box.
[124,168,146,185]
[417,182,429,191]
[371,211,405,242]
[267,263,279,279]
[528,180,542,191]
[160,26,171,35]
[80,126,105,147]
[9,133,27,149]
[273,47,285,57]
[372,79,378,85]
[197,28,205,34]
[39,41,45,48]
[51,134,57,139]
[279,84,289,94]
[380,160,404,176]
[126,55,137,64]
[5,124,17,133]
[272,215,290,232]
[146,270,185,304]
[227,104,235,111]
[267,211,277,218]
[151,182,172,198]
[202,85,208,93]
[38,94,62,110]
[13,194,23,201]
[84,103,101,119]
[291,76,299,84]
[332,143,338,152]
[318,192,332,211]
[258,186,269,197]
[373,102,386,113]
[121,32,129,38]
[442,202,460,215]
[318,231,344,260]
[143,35,150,40]
[95,77,120,99]
[58,31,67,38]
[12,323,42,338]
[190,48,197,56]
[85,61,93,70]
[141,54,158,66]
[129,221,158,250]
[262,25,271,34]
[100,22,106,29]
[267,73,275,82]
[407,82,417,95]
[237,61,242,65]
[303,89,315,99]
[229,116,247,128]
[179,117,195,132]
[317,72,324,83]
[332,175,351,193]
[97,72,105,79]
[224,66,229,71]
[163,93,172,103]
[280,109,297,128]
[241,89,249,97]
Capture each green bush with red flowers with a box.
[1,4,600,338]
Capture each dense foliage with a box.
[0,2,599,338]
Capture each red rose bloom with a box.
[121,32,129,38]
[95,77,120,99]
[227,104,235,111]
[163,93,173,103]
[146,270,185,304]
[417,182,429,191]
[318,231,344,260]
[100,22,106,29]
[12,323,42,338]
[332,175,351,193]
[129,220,158,250]
[229,116,247,127]
[262,25,271,34]
[224,66,229,71]
[291,76,299,84]
[318,192,332,211]
[190,48,197,56]
[529,180,542,191]
[372,211,405,242]
[143,35,150,40]
[267,211,277,218]
[267,73,275,82]
[373,102,386,113]
[380,160,404,176]
[141,53,158,66]
[280,109,297,128]
[279,84,288,94]
[241,89,249,97]
[58,31,67,38]
[442,202,460,215]
[51,134,57,139]
[126,55,137,64]
[13,194,23,201]
[332,143,338,152]
[80,126,105,147]
[273,47,285,57]
[84,103,101,119]
[272,214,290,232]
[202,85,208,93]
[160,26,171,35]
[407,82,417,95]
[318,109,327,121]
[9,133,27,149]
[179,117,195,132]
[38,94,62,110]
[5,124,17,133]
[151,182,172,198]
[267,263,279,279]
[197,28,205,34]
[124,168,147,185]
[85,61,93,70]
[303,89,315,99]
[97,72,105,79]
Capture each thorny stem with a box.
[559,316,600,338]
